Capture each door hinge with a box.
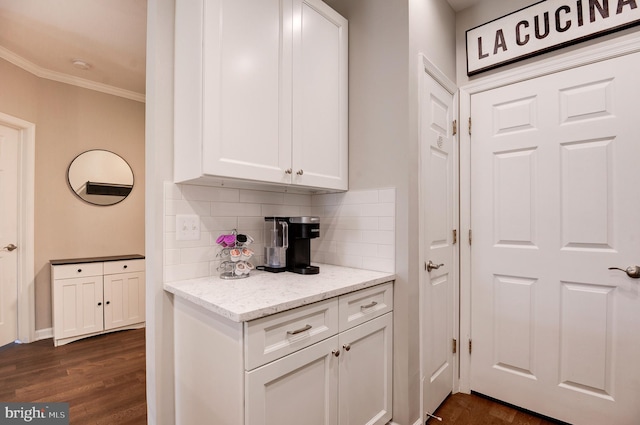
[468,117,472,135]
[452,119,457,136]
[452,338,457,354]
[453,229,457,245]
[469,229,472,245]
[469,339,473,354]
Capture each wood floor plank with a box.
[432,393,566,425]
[0,329,146,425]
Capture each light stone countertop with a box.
[164,263,395,322]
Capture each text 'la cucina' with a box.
[477,0,638,60]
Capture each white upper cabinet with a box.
[174,0,348,191]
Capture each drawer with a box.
[338,282,393,332]
[244,298,339,371]
[104,259,145,275]
[51,262,103,280]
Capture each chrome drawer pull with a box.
[360,301,378,311]
[287,324,312,335]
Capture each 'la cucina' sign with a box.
[466,0,640,75]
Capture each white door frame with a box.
[0,112,35,343]
[458,36,640,394]
[418,53,460,418]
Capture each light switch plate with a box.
[176,214,200,241]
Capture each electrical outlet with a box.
[176,214,200,241]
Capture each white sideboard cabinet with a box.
[51,255,145,347]
[173,281,393,425]
[174,0,348,191]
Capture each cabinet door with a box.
[246,336,339,425]
[201,0,292,184]
[53,276,104,339]
[291,0,348,190]
[103,271,145,330]
[338,313,393,425]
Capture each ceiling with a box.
[0,0,147,99]
[446,0,482,12]
[0,0,478,101]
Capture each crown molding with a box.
[0,45,146,103]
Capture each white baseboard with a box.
[34,327,53,341]
[386,421,422,425]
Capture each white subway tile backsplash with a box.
[361,230,395,245]
[164,262,210,282]
[165,249,181,266]
[240,190,285,205]
[377,244,395,259]
[179,246,218,264]
[199,216,239,233]
[284,193,312,206]
[312,188,395,274]
[181,185,240,202]
[261,204,303,217]
[378,216,395,231]
[164,183,396,282]
[311,192,339,206]
[212,202,262,217]
[362,257,394,273]
[339,189,379,205]
[165,199,211,216]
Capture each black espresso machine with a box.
[286,216,320,274]
[262,216,320,274]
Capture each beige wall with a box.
[0,58,145,331]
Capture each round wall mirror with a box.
[67,150,134,206]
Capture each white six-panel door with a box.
[470,52,640,425]
[420,67,457,420]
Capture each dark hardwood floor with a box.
[432,392,568,425]
[1,328,569,425]
[0,328,146,425]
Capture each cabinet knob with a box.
[285,168,293,175]
[123,265,128,269]
[77,269,82,273]
[106,301,110,305]
[332,349,340,357]
[296,169,304,176]
[97,302,102,306]
[343,344,351,352]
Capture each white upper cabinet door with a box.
[291,0,348,190]
[202,0,292,184]
[175,0,291,185]
[174,0,348,191]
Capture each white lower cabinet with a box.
[338,313,393,425]
[173,281,393,425]
[246,336,340,425]
[246,313,393,425]
[51,257,145,346]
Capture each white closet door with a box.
[470,52,640,425]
